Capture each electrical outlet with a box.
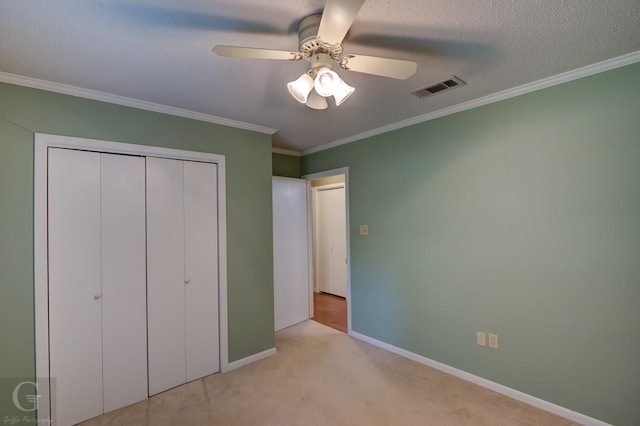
[476,331,486,347]
[359,224,368,235]
[489,333,499,349]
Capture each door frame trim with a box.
[34,133,229,422]
[302,167,351,334]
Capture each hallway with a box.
[312,291,347,333]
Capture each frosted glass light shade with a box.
[287,73,314,103]
[314,67,339,97]
[305,89,328,110]
[333,79,355,106]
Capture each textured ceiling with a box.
[1,0,639,153]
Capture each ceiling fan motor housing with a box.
[298,14,343,60]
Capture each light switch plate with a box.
[489,333,499,349]
[476,331,486,347]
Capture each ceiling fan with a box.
[212,0,417,109]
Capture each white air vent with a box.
[412,76,466,98]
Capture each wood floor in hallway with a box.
[312,291,347,333]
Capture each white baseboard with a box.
[227,347,277,371]
[349,331,610,426]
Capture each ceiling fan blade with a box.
[340,54,417,80]
[213,45,301,61]
[317,0,365,45]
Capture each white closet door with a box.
[273,177,310,331]
[316,187,347,298]
[328,187,347,297]
[48,148,103,426]
[147,157,187,395]
[184,161,220,381]
[100,154,147,412]
[316,190,332,294]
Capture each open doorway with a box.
[305,169,350,333]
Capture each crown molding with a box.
[302,50,640,156]
[272,147,302,157]
[0,72,277,135]
[3,50,638,154]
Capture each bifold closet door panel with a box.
[100,154,148,412]
[48,148,103,426]
[147,157,187,396]
[184,161,220,381]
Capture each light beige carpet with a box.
[81,320,580,425]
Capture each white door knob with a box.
[185,278,192,284]
[94,291,103,300]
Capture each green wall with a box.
[272,152,301,177]
[0,83,275,413]
[302,62,640,425]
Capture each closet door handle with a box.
[185,278,192,284]
[94,291,103,300]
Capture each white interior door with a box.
[273,177,311,331]
[48,148,103,425]
[184,161,220,381]
[147,157,187,395]
[329,187,347,297]
[315,187,347,298]
[100,154,148,412]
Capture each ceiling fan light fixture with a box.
[214,1,421,113]
[314,67,340,97]
[305,89,328,110]
[333,78,355,106]
[287,72,315,103]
